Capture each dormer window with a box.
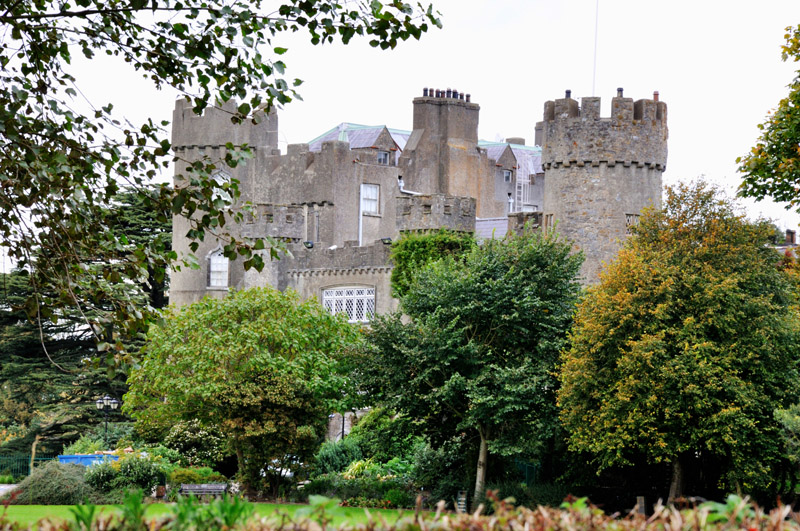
[503,170,512,183]
[377,151,390,165]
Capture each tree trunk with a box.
[29,434,41,476]
[472,428,488,511]
[668,456,684,504]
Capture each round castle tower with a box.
[538,89,668,283]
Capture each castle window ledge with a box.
[362,212,382,218]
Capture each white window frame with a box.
[377,151,390,165]
[625,213,640,235]
[207,248,229,289]
[503,169,512,183]
[322,287,375,323]
[361,183,379,215]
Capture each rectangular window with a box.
[544,213,554,231]
[625,213,640,234]
[503,169,512,183]
[361,184,379,214]
[377,151,390,165]
[322,287,375,323]
[207,251,228,288]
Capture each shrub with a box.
[113,454,166,491]
[85,461,118,491]
[385,487,415,508]
[169,466,227,485]
[313,437,363,476]
[63,434,104,455]
[301,473,415,503]
[4,461,93,505]
[0,474,14,484]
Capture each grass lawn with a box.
[2,502,411,527]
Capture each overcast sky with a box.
[79,0,800,228]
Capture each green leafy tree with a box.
[0,189,170,454]
[0,0,440,362]
[0,271,127,455]
[360,229,583,506]
[558,182,800,501]
[124,287,363,494]
[389,229,475,297]
[738,24,800,208]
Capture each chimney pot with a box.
[653,91,659,102]
[466,94,471,103]
[446,88,452,98]
[423,88,428,97]
[617,87,624,97]
[565,89,571,99]
[453,89,459,99]
[435,89,440,98]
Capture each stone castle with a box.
[170,88,668,324]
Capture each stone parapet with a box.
[538,91,668,171]
[396,194,475,232]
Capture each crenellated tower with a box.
[537,89,668,283]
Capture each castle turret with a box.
[539,89,668,283]
[398,88,486,209]
[169,98,279,306]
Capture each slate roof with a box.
[307,124,542,173]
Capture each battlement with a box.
[539,89,668,170]
[396,194,476,233]
[285,240,393,276]
[171,97,279,151]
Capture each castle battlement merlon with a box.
[538,90,668,171]
[396,194,476,233]
[171,97,279,152]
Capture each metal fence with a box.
[0,454,56,478]
[514,459,540,485]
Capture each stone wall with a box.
[539,90,667,283]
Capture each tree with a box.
[1,1,440,362]
[738,24,800,208]
[0,189,169,454]
[0,271,128,456]
[558,182,800,502]
[389,228,475,297]
[124,287,363,494]
[360,229,583,507]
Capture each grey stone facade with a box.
[170,88,667,311]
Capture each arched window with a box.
[322,287,375,323]
[207,249,228,289]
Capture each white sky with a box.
[78,0,800,229]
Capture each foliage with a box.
[125,287,363,493]
[4,461,93,505]
[63,435,105,455]
[558,181,800,500]
[313,437,363,476]
[85,453,170,493]
[169,466,227,485]
[0,474,13,484]
[389,229,476,297]
[0,0,441,363]
[302,473,414,504]
[162,419,228,467]
[361,229,583,504]
[347,408,423,463]
[738,25,800,210]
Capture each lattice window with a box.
[625,213,640,234]
[361,184,379,214]
[322,287,375,323]
[207,249,229,288]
